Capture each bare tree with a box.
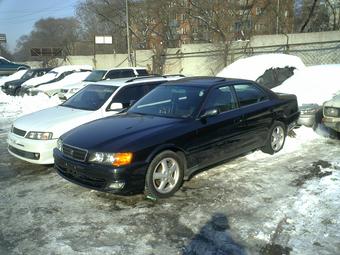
[14,17,81,62]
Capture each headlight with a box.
[324,107,339,117]
[57,138,63,151]
[88,152,133,166]
[25,131,53,140]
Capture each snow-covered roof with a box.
[273,64,340,105]
[216,53,306,81]
[50,65,93,73]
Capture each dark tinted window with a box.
[203,86,237,113]
[85,70,106,82]
[106,70,135,79]
[136,69,149,76]
[62,84,118,111]
[112,82,161,108]
[234,84,268,107]
[129,85,207,118]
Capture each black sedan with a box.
[54,77,299,198]
[2,68,52,96]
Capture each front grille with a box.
[12,127,26,137]
[60,89,68,93]
[62,144,88,162]
[8,145,40,160]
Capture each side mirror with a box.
[109,102,124,111]
[200,108,219,119]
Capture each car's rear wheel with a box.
[261,121,286,155]
[145,150,184,199]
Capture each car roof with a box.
[87,75,184,87]
[94,67,148,72]
[163,76,253,88]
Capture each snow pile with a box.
[216,54,305,80]
[0,70,27,86]
[273,65,340,105]
[0,91,61,118]
[246,126,320,161]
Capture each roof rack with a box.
[125,74,184,83]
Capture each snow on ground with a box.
[216,53,305,80]
[0,90,61,120]
[0,124,339,255]
[273,64,340,105]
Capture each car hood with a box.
[61,113,187,152]
[13,106,99,137]
[5,78,25,86]
[324,94,340,108]
[22,73,57,87]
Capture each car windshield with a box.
[61,84,118,111]
[21,70,34,80]
[128,85,207,118]
[84,70,106,82]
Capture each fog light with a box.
[109,182,125,190]
[34,153,40,159]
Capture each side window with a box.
[110,82,162,108]
[234,84,268,107]
[136,69,149,76]
[106,70,135,79]
[112,86,143,108]
[203,86,237,113]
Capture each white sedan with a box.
[7,76,182,164]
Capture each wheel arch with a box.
[146,144,187,170]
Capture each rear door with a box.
[233,83,274,151]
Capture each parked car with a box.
[53,77,299,198]
[58,67,150,101]
[216,53,305,86]
[0,56,29,76]
[20,65,93,95]
[2,68,52,96]
[7,75,183,164]
[273,64,340,129]
[323,94,340,132]
[0,69,28,88]
[27,70,92,97]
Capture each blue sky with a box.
[0,0,80,52]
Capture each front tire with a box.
[261,121,286,155]
[145,150,184,199]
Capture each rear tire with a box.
[261,121,286,155]
[145,150,184,199]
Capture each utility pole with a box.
[276,0,280,34]
[126,0,132,66]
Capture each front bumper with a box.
[7,132,57,164]
[297,114,315,127]
[53,148,147,195]
[323,117,340,132]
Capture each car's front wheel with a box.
[261,121,286,155]
[145,150,184,199]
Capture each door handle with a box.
[234,118,243,124]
